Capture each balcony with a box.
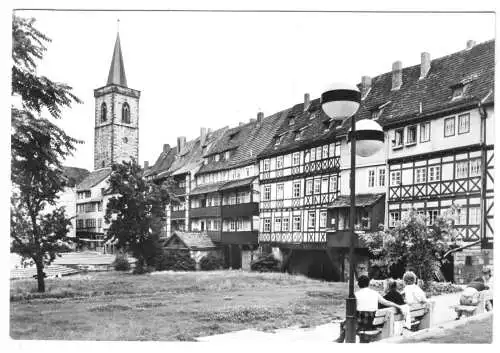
[171,210,185,220]
[190,206,221,218]
[207,230,221,242]
[171,186,186,197]
[222,202,258,218]
[220,230,258,244]
[326,229,367,248]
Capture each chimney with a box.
[177,136,186,153]
[466,40,476,50]
[360,76,372,99]
[144,161,149,169]
[163,144,170,153]
[200,127,207,146]
[257,112,264,123]
[392,61,402,90]
[303,93,310,111]
[420,52,431,79]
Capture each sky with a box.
[13,9,495,172]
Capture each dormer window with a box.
[310,112,316,120]
[451,83,468,100]
[371,108,381,120]
[288,116,295,126]
[274,134,284,146]
[323,119,331,133]
[294,128,305,141]
[229,131,239,141]
[214,154,220,162]
[225,151,231,160]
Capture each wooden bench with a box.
[453,290,492,319]
[358,302,435,343]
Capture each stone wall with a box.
[453,248,493,284]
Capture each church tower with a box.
[93,32,140,170]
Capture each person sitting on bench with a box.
[456,277,490,319]
[379,279,405,308]
[335,275,403,343]
[402,271,427,305]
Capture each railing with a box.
[190,206,221,218]
[170,210,185,220]
[222,202,258,217]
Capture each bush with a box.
[155,250,196,271]
[200,254,224,271]
[251,254,281,272]
[113,253,131,271]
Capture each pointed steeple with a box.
[107,33,128,87]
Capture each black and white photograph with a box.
[6,1,497,347]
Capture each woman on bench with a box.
[402,271,427,305]
[335,275,403,343]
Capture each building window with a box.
[389,211,400,227]
[274,135,283,146]
[427,210,439,225]
[469,207,481,225]
[316,147,322,161]
[393,128,404,148]
[378,168,386,187]
[288,116,295,126]
[274,217,282,231]
[329,176,338,193]
[263,218,271,232]
[122,102,130,124]
[452,85,464,99]
[455,208,467,225]
[458,113,470,134]
[276,156,284,169]
[456,161,468,179]
[371,109,381,120]
[229,219,236,231]
[276,183,284,200]
[282,217,290,231]
[98,218,103,229]
[320,211,327,228]
[308,211,316,228]
[428,166,441,182]
[214,154,220,162]
[101,103,107,122]
[264,185,271,201]
[322,145,329,159]
[406,125,417,145]
[415,167,427,184]
[420,122,430,142]
[292,152,300,166]
[390,171,401,186]
[470,159,481,177]
[465,256,472,266]
[444,117,455,137]
[98,201,103,211]
[368,169,376,188]
[224,151,231,160]
[293,181,301,198]
[313,179,321,194]
[306,180,313,195]
[321,177,329,193]
[293,216,301,231]
[263,159,270,171]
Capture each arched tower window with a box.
[101,103,107,122]
[122,102,130,124]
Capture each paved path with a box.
[197,292,463,342]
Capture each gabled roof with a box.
[107,33,128,87]
[62,166,90,187]
[144,146,178,178]
[329,193,385,208]
[199,111,288,173]
[258,99,336,159]
[165,231,217,250]
[77,168,111,191]
[340,39,494,132]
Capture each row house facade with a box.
[188,112,285,269]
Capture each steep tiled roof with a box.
[62,166,90,187]
[329,193,385,208]
[167,231,216,249]
[144,146,178,178]
[258,99,336,159]
[258,40,494,158]
[340,40,495,132]
[198,110,288,173]
[77,168,111,190]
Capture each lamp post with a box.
[321,83,384,343]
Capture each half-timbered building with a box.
[190,112,286,269]
[353,39,494,282]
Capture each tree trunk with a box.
[35,261,45,292]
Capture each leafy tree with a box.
[360,207,460,285]
[104,161,174,271]
[11,15,81,292]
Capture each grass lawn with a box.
[10,270,348,341]
[400,315,493,344]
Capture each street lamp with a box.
[321,82,384,343]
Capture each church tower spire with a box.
[106,32,128,87]
[93,26,140,171]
